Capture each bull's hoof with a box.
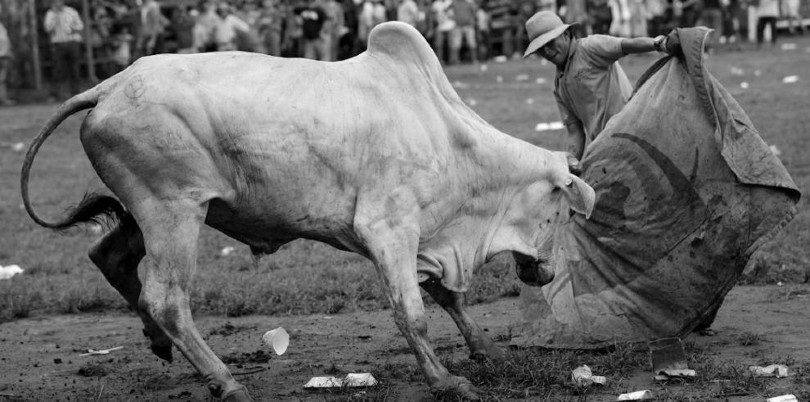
[222,385,253,402]
[430,376,481,401]
[150,342,173,362]
[470,345,507,362]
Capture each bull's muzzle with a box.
[513,252,554,287]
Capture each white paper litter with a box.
[535,77,547,84]
[479,64,488,72]
[80,346,124,356]
[782,75,799,84]
[262,327,289,356]
[466,98,477,106]
[571,365,607,386]
[749,364,789,378]
[740,82,749,89]
[515,74,529,82]
[767,394,798,402]
[730,67,744,76]
[0,265,23,280]
[0,141,25,152]
[769,144,781,156]
[525,98,534,105]
[780,43,797,51]
[496,75,503,83]
[304,373,378,388]
[220,246,236,256]
[492,55,507,63]
[452,81,469,89]
[617,390,653,400]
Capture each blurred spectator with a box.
[430,0,454,63]
[475,1,489,60]
[565,0,588,27]
[781,0,804,36]
[358,0,386,50]
[722,0,742,50]
[258,0,284,56]
[514,2,534,58]
[608,0,630,37]
[628,0,648,37]
[340,0,359,57]
[283,1,304,56]
[235,1,263,52]
[0,3,14,106]
[646,0,666,36]
[44,0,84,100]
[296,0,329,60]
[588,0,612,35]
[699,0,723,51]
[136,0,167,57]
[755,0,778,46]
[111,26,134,71]
[318,0,344,61]
[172,6,197,53]
[448,0,476,64]
[397,0,420,27]
[197,1,220,51]
[215,3,250,51]
[679,0,701,27]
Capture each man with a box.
[295,0,329,60]
[214,3,249,51]
[755,0,779,47]
[0,2,14,106]
[44,0,84,101]
[523,11,678,172]
[136,0,166,57]
[448,0,476,64]
[699,0,724,52]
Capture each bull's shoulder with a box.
[366,22,442,75]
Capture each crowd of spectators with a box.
[0,0,806,104]
[77,0,808,70]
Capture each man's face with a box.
[52,0,65,10]
[537,33,570,67]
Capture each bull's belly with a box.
[203,198,363,256]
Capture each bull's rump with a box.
[81,33,469,250]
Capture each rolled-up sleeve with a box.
[579,35,624,68]
[554,88,579,126]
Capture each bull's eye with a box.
[565,178,573,188]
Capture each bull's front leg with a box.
[357,222,481,400]
[420,278,506,362]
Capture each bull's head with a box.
[489,152,595,287]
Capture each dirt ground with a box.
[0,284,808,401]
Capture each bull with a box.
[21,22,594,400]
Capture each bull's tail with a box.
[20,86,129,230]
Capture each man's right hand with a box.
[566,153,582,176]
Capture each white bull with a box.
[21,22,594,400]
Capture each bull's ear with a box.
[563,175,595,219]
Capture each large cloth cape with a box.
[512,28,801,349]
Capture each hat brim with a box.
[523,23,575,58]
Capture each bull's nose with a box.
[514,253,554,287]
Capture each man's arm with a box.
[566,120,586,174]
[620,36,660,54]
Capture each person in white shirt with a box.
[0,3,14,105]
[214,2,250,51]
[430,0,454,63]
[755,0,779,46]
[44,0,84,100]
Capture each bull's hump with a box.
[367,22,442,73]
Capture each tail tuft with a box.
[51,192,130,231]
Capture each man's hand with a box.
[566,153,582,176]
[664,29,682,57]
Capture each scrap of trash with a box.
[535,121,564,132]
[0,141,25,152]
[262,327,289,356]
[617,390,653,400]
[80,346,124,356]
[220,246,236,257]
[571,365,606,386]
[782,75,799,84]
[767,394,798,402]
[0,265,23,280]
[649,337,696,381]
[304,373,378,388]
[749,364,789,378]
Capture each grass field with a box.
[0,37,808,325]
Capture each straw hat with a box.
[523,11,578,58]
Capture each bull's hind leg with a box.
[135,203,250,401]
[88,215,174,362]
[420,279,506,362]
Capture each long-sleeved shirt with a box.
[0,22,10,57]
[44,6,84,43]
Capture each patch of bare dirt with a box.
[0,285,808,401]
